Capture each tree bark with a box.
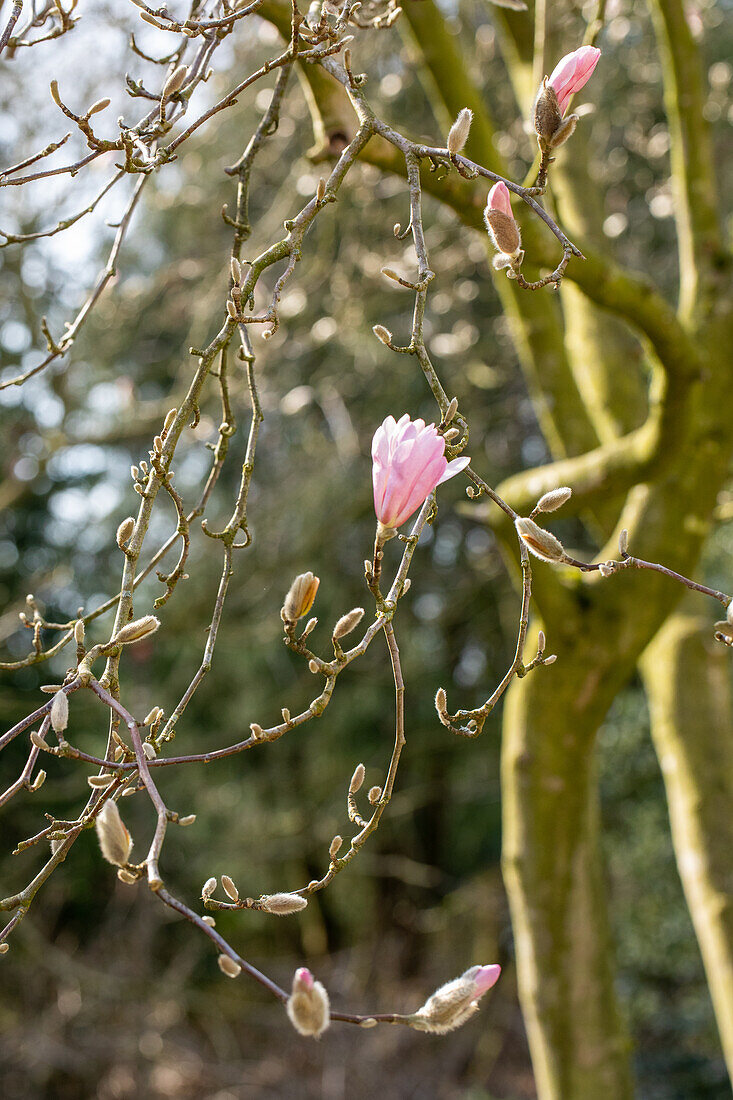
[641,608,733,1078]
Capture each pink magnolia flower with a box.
[294,967,314,990]
[372,414,470,532]
[486,181,513,218]
[547,46,601,116]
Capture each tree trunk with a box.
[641,608,733,1079]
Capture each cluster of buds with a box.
[227,257,246,321]
[286,967,330,1038]
[409,964,501,1034]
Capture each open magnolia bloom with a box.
[372,414,470,536]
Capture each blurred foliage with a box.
[1,0,732,1096]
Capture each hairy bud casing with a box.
[260,892,308,915]
[283,572,320,621]
[95,800,133,867]
[446,107,473,155]
[515,517,566,563]
[286,968,330,1038]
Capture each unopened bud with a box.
[202,877,217,900]
[533,79,563,144]
[221,874,239,902]
[727,601,733,627]
[446,107,473,155]
[131,465,139,481]
[435,687,447,714]
[372,324,393,346]
[49,80,62,106]
[162,65,188,100]
[308,659,319,674]
[538,629,546,651]
[111,615,160,646]
[202,915,216,926]
[142,742,156,759]
[0,942,9,954]
[333,607,364,640]
[88,97,110,116]
[144,707,163,726]
[179,814,196,826]
[401,578,411,594]
[484,208,522,258]
[95,800,133,866]
[286,968,330,1038]
[281,708,291,723]
[618,528,629,556]
[30,730,46,751]
[227,300,238,319]
[535,487,572,513]
[74,619,85,644]
[88,774,115,788]
[250,722,264,739]
[411,964,501,1034]
[316,178,326,202]
[349,763,365,793]
[443,428,460,442]
[329,835,343,859]
[283,572,320,621]
[544,653,558,664]
[163,408,177,434]
[218,954,242,978]
[302,617,318,638]
[445,397,458,423]
[515,517,566,564]
[381,267,403,284]
[260,892,308,915]
[230,257,241,284]
[31,769,47,791]
[153,435,163,454]
[368,786,381,805]
[50,690,68,733]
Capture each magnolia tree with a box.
[1,0,731,1096]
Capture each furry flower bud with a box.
[515,517,566,563]
[94,800,133,867]
[446,107,473,155]
[286,968,330,1038]
[260,892,308,915]
[332,607,365,641]
[349,763,366,793]
[50,689,69,733]
[410,964,501,1034]
[111,616,160,646]
[283,572,320,621]
[534,487,572,513]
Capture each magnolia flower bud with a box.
[142,742,156,759]
[283,572,320,621]
[446,107,473,155]
[31,769,46,791]
[50,690,68,733]
[533,79,563,144]
[163,407,177,434]
[202,915,216,926]
[111,616,160,646]
[435,687,447,714]
[368,786,381,805]
[484,208,522,258]
[515,517,566,564]
[286,968,330,1038]
[260,892,308,915]
[372,324,393,346]
[88,97,110,116]
[410,964,501,1034]
[329,835,343,859]
[95,800,133,867]
[179,814,196,826]
[221,874,239,902]
[535,487,572,513]
[0,943,9,955]
[202,877,217,900]
[618,528,629,556]
[162,65,188,101]
[88,774,115,788]
[218,954,242,978]
[349,763,365,793]
[332,607,364,640]
[445,397,458,423]
[727,601,733,627]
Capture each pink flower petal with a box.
[487,181,513,218]
[548,46,601,116]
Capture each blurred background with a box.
[1,0,732,1096]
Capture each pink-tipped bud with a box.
[286,968,330,1038]
[484,183,522,261]
[410,964,501,1034]
[547,46,601,116]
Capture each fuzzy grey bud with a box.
[535,487,572,513]
[221,874,239,902]
[50,690,68,733]
[88,774,115,788]
[515,517,566,564]
[179,814,196,826]
[484,208,522,258]
[95,800,133,866]
[533,79,563,144]
[446,107,473,155]
[435,687,448,714]
[618,528,629,556]
[111,616,160,646]
[163,407,177,435]
[349,763,365,793]
[368,786,382,805]
[162,65,188,101]
[332,607,364,640]
[329,835,343,859]
[372,324,393,346]
[260,892,308,915]
[202,877,217,900]
[445,397,458,423]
